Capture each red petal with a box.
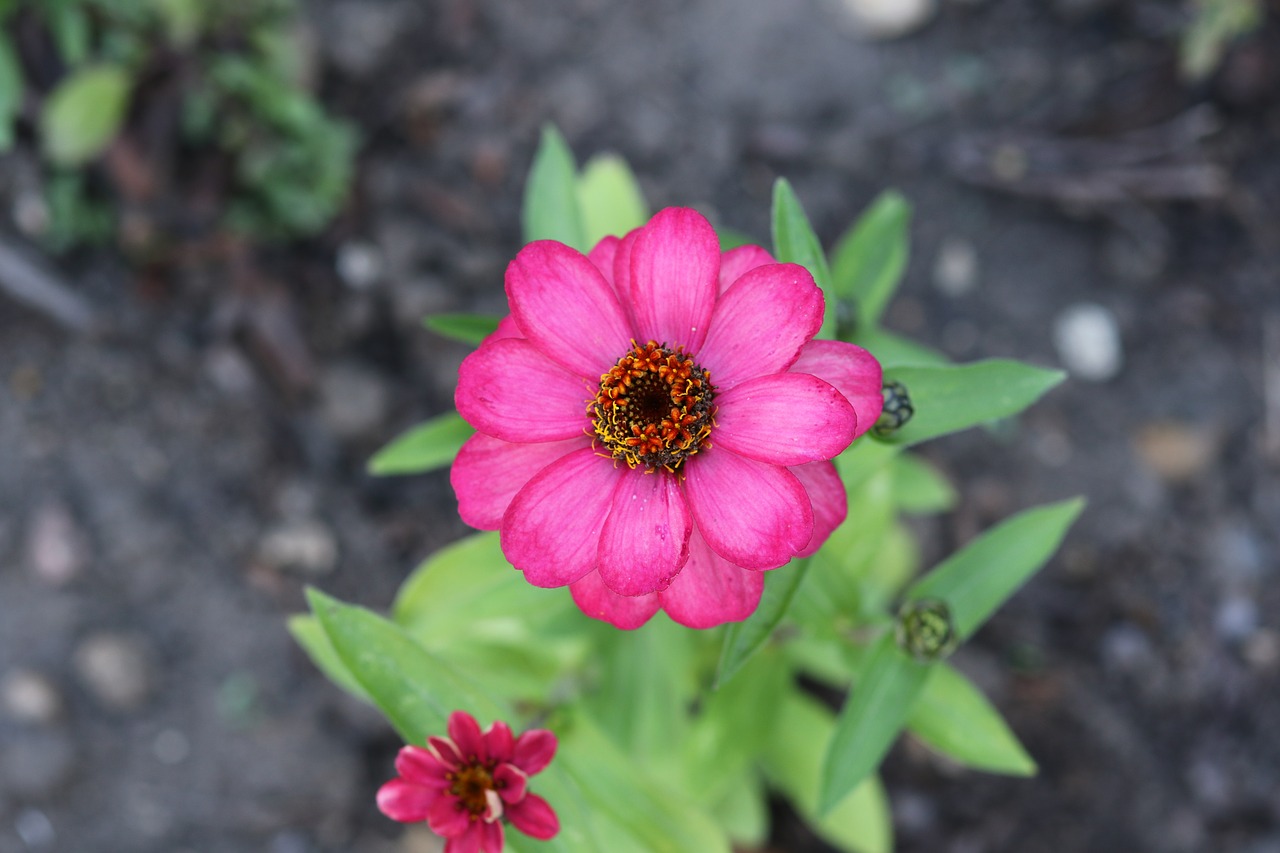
[683,447,813,569]
[455,337,592,443]
[448,711,486,762]
[494,762,529,803]
[501,448,618,588]
[588,235,620,288]
[596,467,691,596]
[629,208,720,353]
[791,461,847,557]
[698,262,823,390]
[717,244,775,294]
[713,373,857,466]
[507,240,633,378]
[791,340,884,440]
[506,793,560,840]
[443,823,484,853]
[376,779,437,823]
[480,821,505,853]
[451,433,586,530]
[427,795,471,837]
[658,530,764,628]
[395,746,451,788]
[428,736,463,767]
[483,720,515,764]
[511,729,558,775]
[569,571,661,630]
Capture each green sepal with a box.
[367,412,473,476]
[423,312,502,345]
[523,124,587,250]
[576,153,648,246]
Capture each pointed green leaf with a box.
[906,498,1084,640]
[907,663,1036,775]
[576,153,648,246]
[287,614,372,703]
[41,64,132,167]
[0,34,22,151]
[716,558,810,687]
[522,124,586,250]
[761,690,893,853]
[883,360,1065,447]
[48,2,90,66]
[851,326,947,368]
[560,713,732,853]
[830,191,911,328]
[306,588,504,743]
[772,178,835,338]
[367,412,473,476]
[423,312,501,345]
[819,634,932,814]
[891,453,956,514]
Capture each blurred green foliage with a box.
[1181,0,1263,80]
[0,0,356,250]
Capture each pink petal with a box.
[480,821,505,853]
[658,530,764,628]
[611,228,641,326]
[395,746,451,788]
[444,824,483,853]
[506,240,633,378]
[483,721,515,764]
[377,779,437,823]
[697,263,824,391]
[713,372,857,466]
[512,728,558,775]
[448,711,487,762]
[683,447,814,569]
[501,448,616,588]
[791,340,884,440]
[506,793,560,840]
[717,244,775,295]
[494,763,529,803]
[596,468,691,596]
[629,208,720,352]
[451,433,587,530]
[790,461,848,557]
[455,338,592,443]
[427,795,471,837]
[588,235,620,287]
[488,315,523,342]
[570,571,661,629]
[428,736,463,768]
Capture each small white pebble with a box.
[932,237,978,297]
[1054,302,1122,382]
[336,242,385,291]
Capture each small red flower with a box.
[377,711,559,853]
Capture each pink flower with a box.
[452,207,883,629]
[377,711,559,853]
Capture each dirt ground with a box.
[2,1,1279,851]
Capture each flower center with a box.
[449,763,496,816]
[589,340,716,473]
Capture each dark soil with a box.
[2,1,1279,851]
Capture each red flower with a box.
[377,711,559,853]
[451,207,883,629]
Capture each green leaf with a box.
[423,312,501,345]
[367,412,473,476]
[818,634,932,814]
[47,1,90,66]
[883,360,1065,447]
[716,558,810,686]
[851,326,947,368]
[906,497,1084,641]
[891,453,956,514]
[907,663,1036,775]
[40,64,132,167]
[522,124,587,250]
[0,34,22,151]
[559,713,732,853]
[830,191,911,329]
[306,588,504,744]
[761,690,893,853]
[286,614,371,703]
[772,178,835,338]
[576,153,648,246]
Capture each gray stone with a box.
[72,632,155,712]
[826,0,937,40]
[0,731,76,798]
[1054,302,1122,382]
[317,363,391,440]
[336,242,385,292]
[256,519,339,577]
[0,669,63,725]
[25,500,87,586]
[932,237,979,296]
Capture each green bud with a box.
[895,598,958,662]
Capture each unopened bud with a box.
[872,380,914,439]
[895,598,958,662]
